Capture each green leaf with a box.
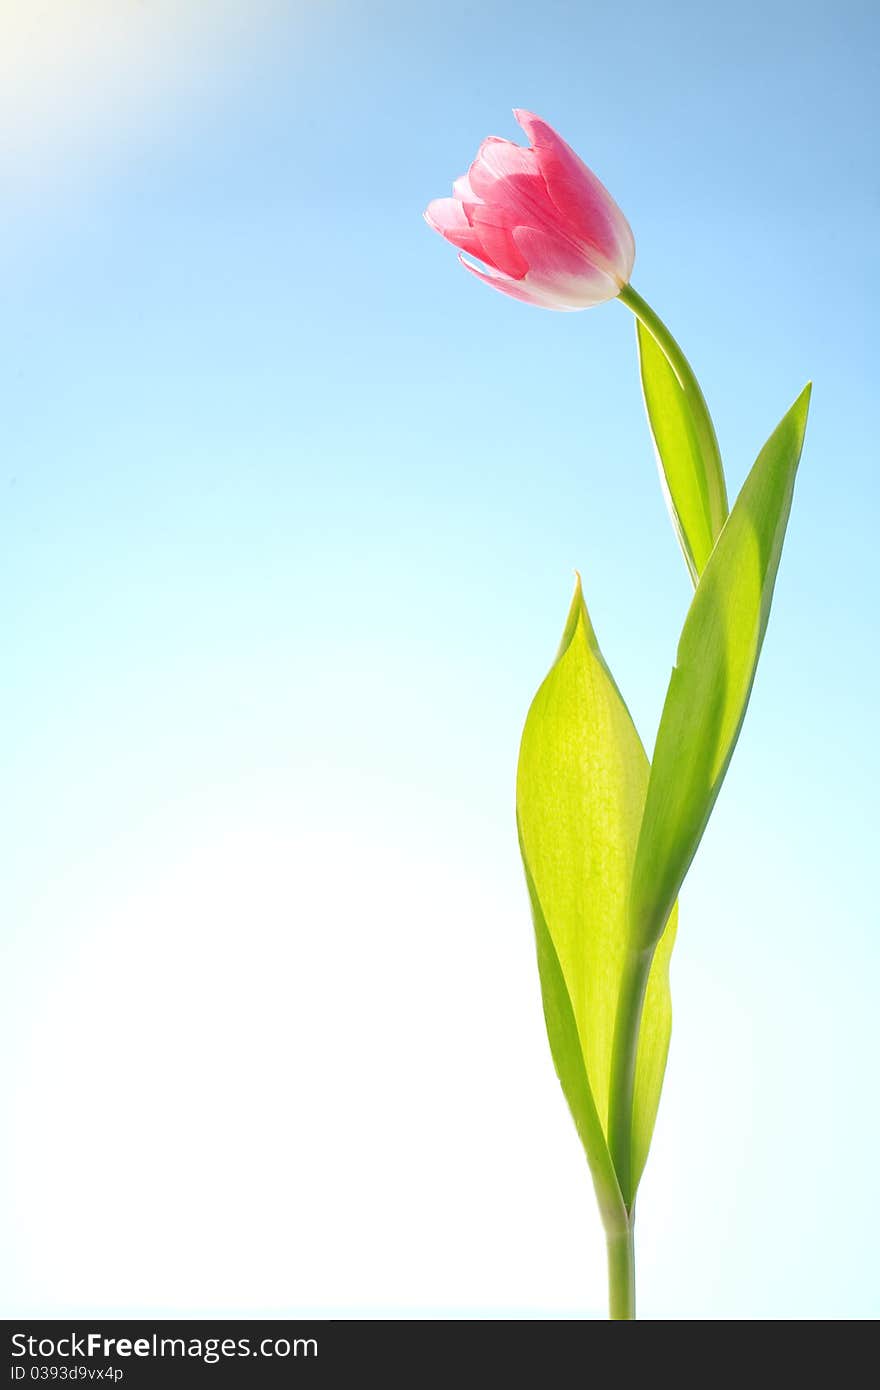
[517,578,677,1219]
[519,850,627,1232]
[629,384,812,951]
[635,318,729,584]
[631,902,676,1194]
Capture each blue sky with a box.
[2,0,878,1318]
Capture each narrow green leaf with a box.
[631,904,676,1194]
[629,385,812,951]
[517,578,677,1215]
[635,318,729,584]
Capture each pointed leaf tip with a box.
[556,573,587,660]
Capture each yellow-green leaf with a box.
[629,385,812,951]
[631,901,676,1194]
[519,849,627,1232]
[635,318,729,584]
[517,578,677,1216]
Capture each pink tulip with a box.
[424,110,635,311]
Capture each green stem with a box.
[606,1219,636,1320]
[617,283,728,534]
[607,948,653,1210]
[618,283,699,391]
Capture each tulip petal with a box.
[514,109,635,281]
[472,135,541,186]
[458,254,567,309]
[452,171,481,204]
[424,197,496,267]
[467,136,557,228]
[470,205,530,279]
[512,226,621,306]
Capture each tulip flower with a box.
[425,110,812,1319]
[426,110,729,582]
[423,109,635,309]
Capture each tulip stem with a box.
[606,1218,636,1319]
[617,283,729,542]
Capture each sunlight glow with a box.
[0,1,287,201]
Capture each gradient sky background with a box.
[2,0,877,1319]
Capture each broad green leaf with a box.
[635,318,729,585]
[629,385,812,951]
[517,578,677,1216]
[519,850,626,1232]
